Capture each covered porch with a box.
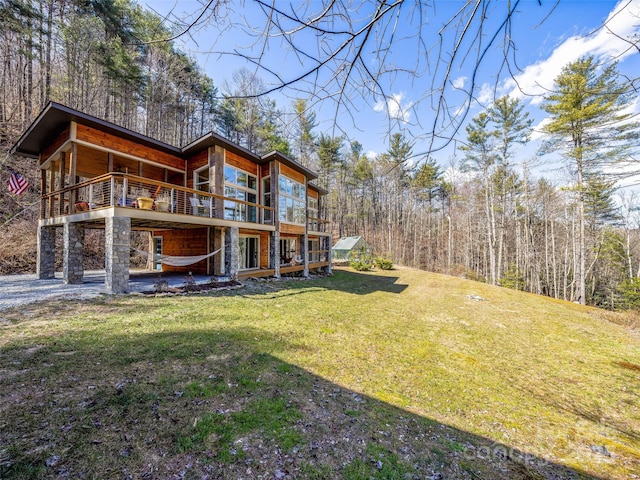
[36,208,277,294]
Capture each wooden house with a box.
[10,102,331,293]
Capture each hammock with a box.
[133,247,221,267]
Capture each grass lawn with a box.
[0,266,638,479]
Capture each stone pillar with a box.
[105,216,130,293]
[211,145,225,217]
[324,236,332,275]
[63,222,84,284]
[225,226,239,281]
[270,230,280,278]
[212,227,225,276]
[302,233,309,277]
[37,225,56,279]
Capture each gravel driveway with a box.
[0,270,210,311]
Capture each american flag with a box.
[7,167,29,195]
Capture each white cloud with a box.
[506,0,640,104]
[366,150,377,160]
[530,117,552,141]
[374,92,413,122]
[452,76,467,90]
[476,83,494,106]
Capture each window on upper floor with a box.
[308,196,319,230]
[194,165,210,192]
[224,165,257,222]
[262,176,272,224]
[278,175,306,225]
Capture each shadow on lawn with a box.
[239,269,409,300]
[0,311,604,479]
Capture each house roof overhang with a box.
[261,151,318,180]
[11,103,322,183]
[308,182,328,195]
[10,102,183,159]
[181,131,262,162]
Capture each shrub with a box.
[348,246,373,271]
[500,263,525,290]
[350,259,372,271]
[374,257,394,270]
[183,272,197,291]
[618,277,640,310]
[153,279,169,293]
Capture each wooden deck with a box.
[238,261,329,279]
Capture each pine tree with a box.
[292,99,317,168]
[541,56,640,304]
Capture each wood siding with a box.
[279,162,305,184]
[76,124,184,170]
[186,150,208,189]
[153,228,208,274]
[41,126,70,163]
[226,150,258,175]
[74,145,108,178]
[280,223,305,235]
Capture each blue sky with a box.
[145,0,639,179]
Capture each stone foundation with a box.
[37,225,56,279]
[270,230,280,278]
[224,226,239,281]
[63,222,84,284]
[105,216,130,293]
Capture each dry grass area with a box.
[0,266,638,479]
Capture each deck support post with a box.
[302,233,309,277]
[105,216,130,293]
[270,230,280,278]
[324,236,332,275]
[63,222,84,284]
[37,225,56,279]
[225,226,239,281]
[210,226,225,276]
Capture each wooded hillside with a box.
[1,0,639,310]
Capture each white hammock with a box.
[133,247,221,267]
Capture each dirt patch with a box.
[138,280,243,295]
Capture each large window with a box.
[278,175,306,224]
[308,196,318,231]
[224,165,257,222]
[308,239,319,263]
[279,238,297,265]
[194,165,210,192]
[262,177,272,223]
[239,236,259,270]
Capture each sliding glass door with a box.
[239,236,259,270]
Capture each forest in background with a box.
[1,0,640,310]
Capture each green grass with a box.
[0,266,638,479]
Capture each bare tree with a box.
[150,0,639,155]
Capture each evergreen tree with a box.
[317,133,343,189]
[292,99,317,168]
[541,56,640,304]
[460,111,499,284]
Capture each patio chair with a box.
[189,197,207,216]
[200,197,214,217]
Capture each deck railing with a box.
[40,173,274,224]
[308,249,330,263]
[308,216,330,233]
